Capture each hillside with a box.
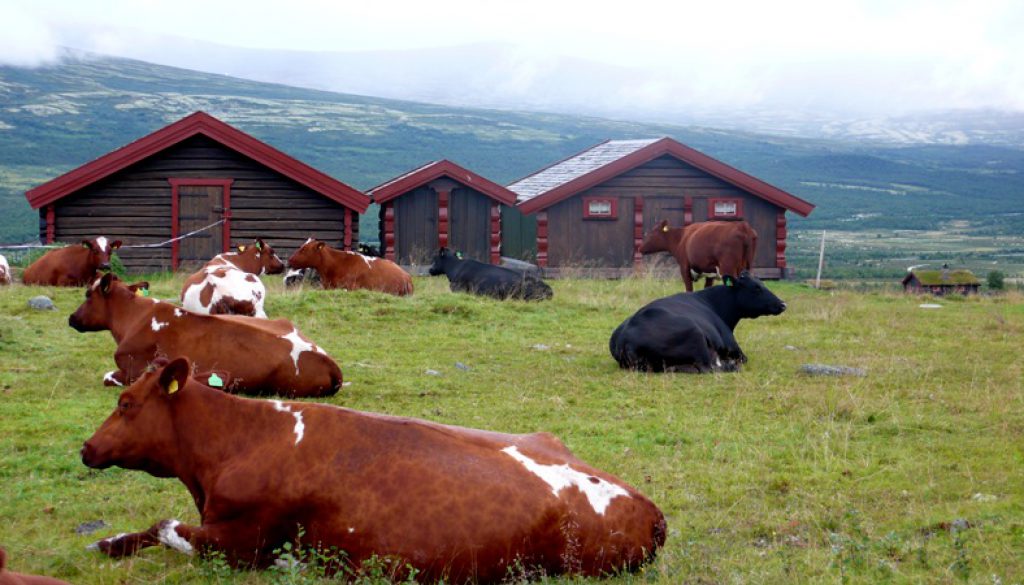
[2,52,1023,252]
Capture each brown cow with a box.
[69,273,341,397]
[287,239,413,296]
[0,254,11,285]
[82,357,666,583]
[181,239,285,318]
[639,219,757,292]
[0,548,71,585]
[22,237,121,287]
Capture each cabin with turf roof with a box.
[24,111,369,273]
[368,159,516,266]
[902,267,980,295]
[508,137,815,278]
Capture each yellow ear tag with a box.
[237,245,247,253]
[662,225,669,232]
[167,380,179,394]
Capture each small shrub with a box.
[986,270,1005,290]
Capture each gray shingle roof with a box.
[509,138,661,202]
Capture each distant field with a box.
[1,273,1022,584]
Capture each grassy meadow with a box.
[0,273,1022,584]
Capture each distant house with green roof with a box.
[902,266,980,295]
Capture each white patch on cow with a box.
[0,254,11,285]
[501,446,629,515]
[348,527,355,533]
[174,308,184,317]
[351,252,378,270]
[285,268,303,279]
[271,400,305,445]
[151,317,169,332]
[103,371,123,386]
[96,236,109,253]
[303,237,314,246]
[182,262,268,318]
[280,328,326,373]
[158,520,193,555]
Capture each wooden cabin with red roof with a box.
[509,137,815,278]
[368,159,516,265]
[24,112,369,273]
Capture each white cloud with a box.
[0,4,60,66]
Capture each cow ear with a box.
[111,240,122,250]
[81,240,93,250]
[237,244,247,253]
[316,242,325,251]
[255,239,264,251]
[99,272,116,294]
[159,357,191,396]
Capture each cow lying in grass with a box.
[22,237,121,287]
[0,548,71,585]
[610,272,785,372]
[82,357,665,583]
[287,239,412,296]
[639,219,757,292]
[69,273,342,397]
[181,239,285,318]
[429,247,553,300]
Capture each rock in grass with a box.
[455,362,471,371]
[75,519,109,535]
[799,364,867,377]
[28,296,56,311]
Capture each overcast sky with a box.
[2,0,1022,114]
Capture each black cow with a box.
[428,248,553,301]
[357,243,383,258]
[609,272,785,372]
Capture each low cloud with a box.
[0,5,60,67]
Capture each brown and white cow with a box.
[0,254,11,285]
[22,237,121,287]
[0,548,72,585]
[82,357,666,583]
[639,219,757,292]
[69,273,341,397]
[181,239,285,318]
[287,239,413,296]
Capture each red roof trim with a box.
[515,137,815,217]
[24,111,369,212]
[368,159,517,205]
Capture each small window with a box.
[583,197,618,220]
[709,198,743,219]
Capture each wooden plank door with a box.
[177,185,224,269]
[448,188,490,262]
[394,186,438,265]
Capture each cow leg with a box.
[89,518,270,565]
[102,370,129,387]
[703,275,716,289]
[680,265,694,293]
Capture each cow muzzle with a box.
[98,263,111,271]
[80,441,109,469]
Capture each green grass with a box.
[1,275,1022,584]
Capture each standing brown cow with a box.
[82,357,665,583]
[0,548,71,585]
[287,239,413,296]
[22,237,121,287]
[0,254,11,285]
[69,273,342,397]
[639,220,757,292]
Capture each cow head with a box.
[721,272,787,318]
[81,357,191,476]
[68,273,145,332]
[237,238,285,275]
[638,220,675,255]
[287,238,326,271]
[357,243,383,257]
[428,247,460,275]
[81,237,122,272]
